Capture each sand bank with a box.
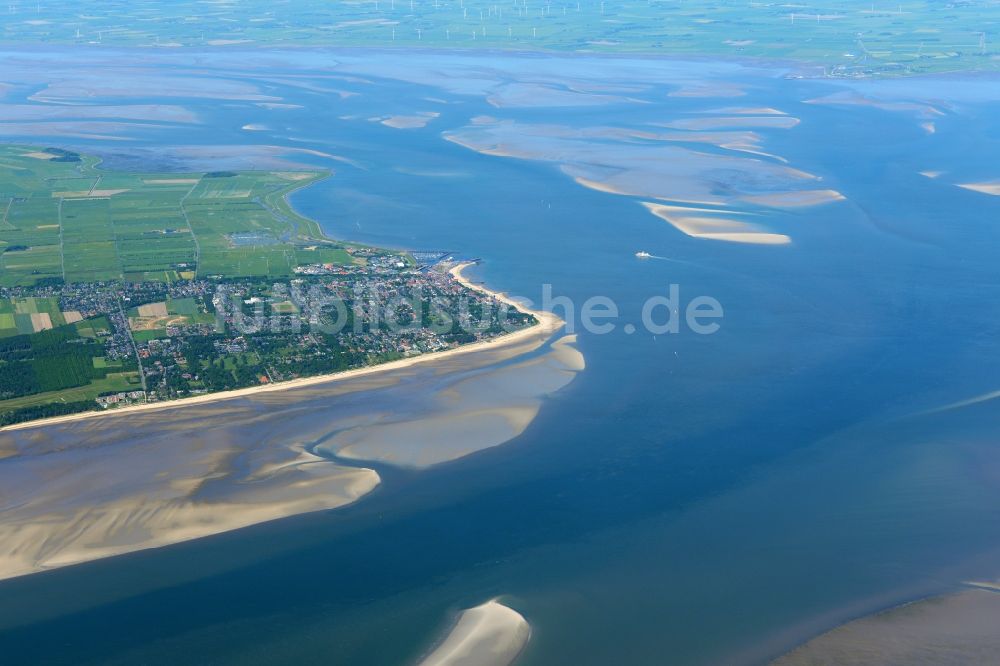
[446,116,820,211]
[668,82,745,98]
[2,263,561,433]
[0,441,379,581]
[804,91,944,119]
[0,103,198,124]
[774,587,1000,665]
[487,82,633,108]
[377,112,440,129]
[701,106,788,115]
[642,202,791,245]
[656,116,800,131]
[957,181,1000,196]
[419,600,531,666]
[741,189,845,208]
[322,331,583,468]
[0,265,573,581]
[654,130,788,162]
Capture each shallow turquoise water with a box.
[1,49,1000,664]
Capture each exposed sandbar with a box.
[957,181,1000,196]
[804,91,944,118]
[319,265,577,468]
[774,587,1000,665]
[656,116,800,131]
[0,442,379,581]
[700,106,788,116]
[418,600,531,666]
[324,332,582,468]
[376,112,440,129]
[642,202,790,245]
[741,189,845,208]
[0,103,198,123]
[668,82,746,98]
[446,117,818,208]
[488,82,633,108]
[0,265,575,581]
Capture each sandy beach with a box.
[321,331,584,468]
[418,600,531,666]
[2,262,562,433]
[0,264,573,581]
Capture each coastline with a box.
[0,262,571,582]
[1,262,562,432]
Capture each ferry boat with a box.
[635,251,652,259]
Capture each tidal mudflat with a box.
[0,308,579,579]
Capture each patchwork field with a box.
[127,296,216,341]
[0,0,997,76]
[0,296,68,336]
[0,145,348,285]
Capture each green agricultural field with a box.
[0,1,997,76]
[75,316,112,338]
[0,296,71,336]
[0,145,354,285]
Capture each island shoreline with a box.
[1,262,562,433]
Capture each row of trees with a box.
[0,400,94,426]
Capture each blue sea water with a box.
[1,49,1000,664]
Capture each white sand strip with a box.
[641,201,791,245]
[958,181,1000,196]
[741,189,845,208]
[419,600,531,666]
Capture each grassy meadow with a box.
[0,145,349,285]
